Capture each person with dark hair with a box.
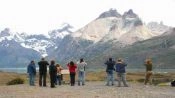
[144,58,153,85]
[49,60,57,88]
[56,64,63,85]
[27,60,36,86]
[104,58,116,86]
[38,58,49,87]
[77,58,87,86]
[67,61,77,86]
[115,58,128,87]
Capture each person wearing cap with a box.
[115,58,128,87]
[144,58,153,85]
[104,58,116,86]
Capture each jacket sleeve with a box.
[45,61,49,65]
[38,62,40,66]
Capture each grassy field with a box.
[0,71,175,86]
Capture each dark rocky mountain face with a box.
[0,28,11,37]
[122,9,138,18]
[97,9,122,19]
[0,39,40,67]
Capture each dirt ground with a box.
[0,82,175,98]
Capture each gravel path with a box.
[0,82,175,98]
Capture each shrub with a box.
[6,77,24,85]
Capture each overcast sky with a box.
[0,0,174,35]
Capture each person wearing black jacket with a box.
[49,60,57,88]
[104,58,116,86]
[38,58,49,87]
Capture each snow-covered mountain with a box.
[0,9,172,68]
[51,9,172,63]
[0,23,74,67]
[49,23,74,39]
[0,23,74,58]
[0,28,52,57]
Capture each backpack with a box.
[171,80,175,87]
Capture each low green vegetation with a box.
[6,77,25,85]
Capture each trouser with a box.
[29,74,35,86]
[144,71,153,85]
[39,73,47,86]
[50,74,56,88]
[78,71,85,85]
[106,70,114,85]
[56,75,62,85]
[117,73,128,87]
[70,72,76,86]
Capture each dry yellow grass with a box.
[0,72,26,85]
[1,71,175,86]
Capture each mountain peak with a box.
[48,23,74,39]
[97,8,122,19]
[123,9,138,18]
[57,23,74,33]
[0,28,11,37]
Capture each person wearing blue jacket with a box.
[27,60,36,86]
[115,58,128,87]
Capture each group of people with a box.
[27,58,87,88]
[105,58,128,87]
[27,57,153,88]
[104,57,153,87]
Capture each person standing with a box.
[38,58,49,87]
[104,58,116,86]
[77,58,87,86]
[56,64,63,85]
[144,58,153,85]
[67,61,77,86]
[115,58,128,87]
[49,60,57,88]
[27,60,36,86]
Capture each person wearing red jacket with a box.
[67,61,77,86]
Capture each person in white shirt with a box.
[77,58,87,86]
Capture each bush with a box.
[6,77,24,85]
